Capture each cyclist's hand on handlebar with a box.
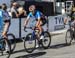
[24,26,27,32]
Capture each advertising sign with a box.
[48,15,70,32]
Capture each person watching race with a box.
[11,2,19,18]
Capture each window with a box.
[55,2,65,15]
[56,0,66,2]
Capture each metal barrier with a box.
[8,15,70,39]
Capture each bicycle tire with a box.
[0,37,11,57]
[24,33,36,53]
[41,31,51,49]
[3,39,11,56]
[6,33,16,52]
[65,30,73,45]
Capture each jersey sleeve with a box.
[3,11,10,20]
[27,12,32,19]
[36,11,41,20]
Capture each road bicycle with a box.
[65,22,75,45]
[0,33,16,55]
[24,27,51,53]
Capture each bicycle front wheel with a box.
[41,31,51,49]
[65,30,73,45]
[3,39,11,56]
[7,33,16,52]
[24,33,36,53]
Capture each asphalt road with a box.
[0,32,75,58]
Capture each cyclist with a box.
[69,5,75,31]
[71,17,75,30]
[1,3,10,53]
[24,5,45,43]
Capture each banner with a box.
[48,15,70,32]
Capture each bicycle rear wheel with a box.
[7,33,16,52]
[41,31,51,49]
[65,30,73,45]
[24,33,36,53]
[5,39,11,56]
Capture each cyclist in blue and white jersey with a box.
[24,5,44,43]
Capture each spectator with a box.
[17,6,27,18]
[11,2,19,18]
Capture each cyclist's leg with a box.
[36,21,44,40]
[2,22,10,52]
[2,22,10,36]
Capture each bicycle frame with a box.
[31,29,39,40]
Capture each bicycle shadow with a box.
[0,52,10,58]
[11,49,25,54]
[11,43,71,54]
[49,43,71,49]
[15,51,46,58]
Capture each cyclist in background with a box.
[71,17,75,30]
[69,4,75,31]
[1,3,10,53]
[24,5,44,43]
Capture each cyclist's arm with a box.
[64,17,67,25]
[24,13,31,27]
[2,11,10,37]
[24,18,29,27]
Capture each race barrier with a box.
[8,15,70,38]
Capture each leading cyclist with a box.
[24,5,44,43]
[0,4,10,53]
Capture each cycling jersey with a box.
[3,10,10,22]
[27,10,41,27]
[27,10,41,20]
[0,9,10,33]
[0,9,3,32]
